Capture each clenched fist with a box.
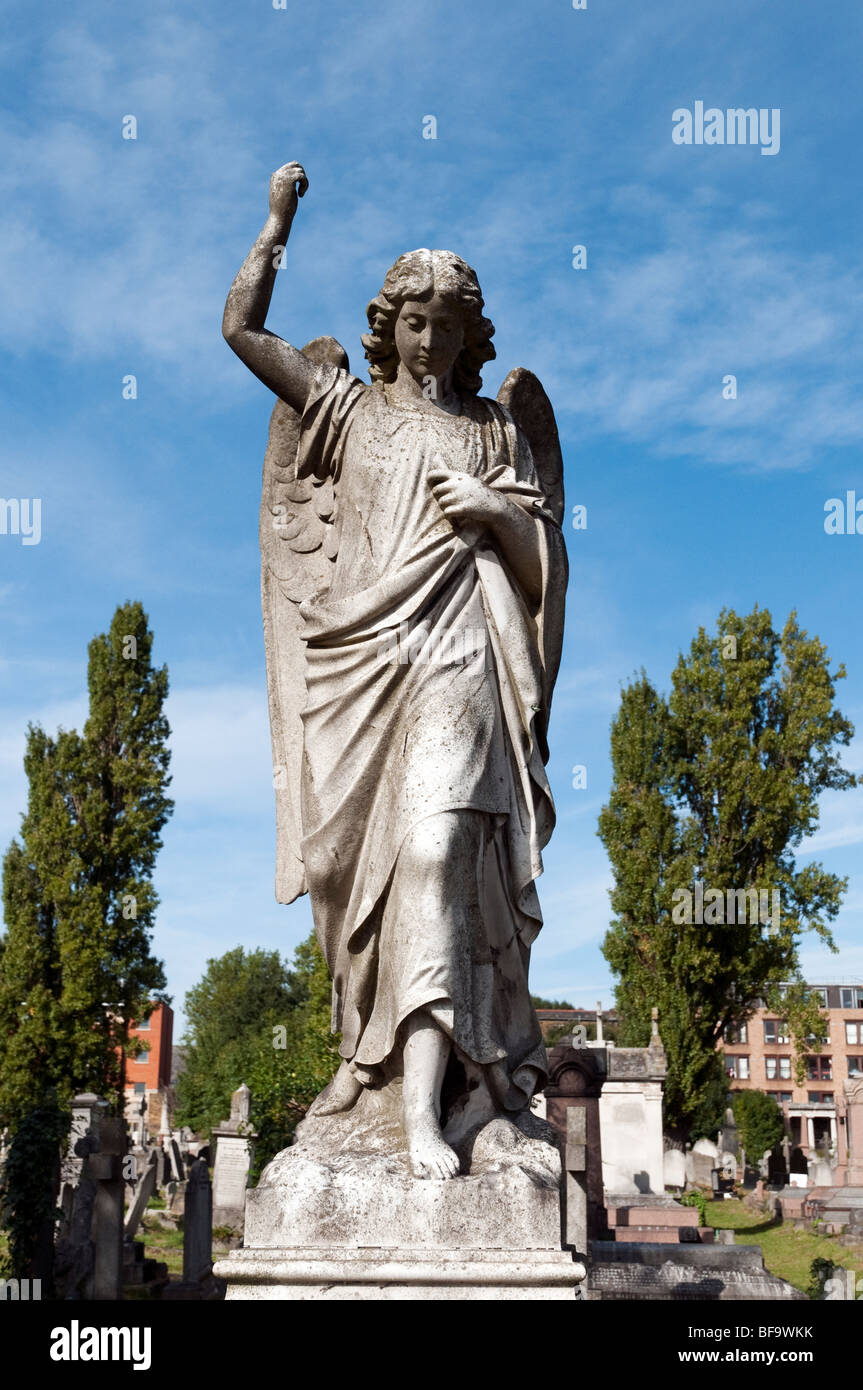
[269,161,309,220]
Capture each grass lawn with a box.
[137,1216,184,1278]
[705,1197,863,1297]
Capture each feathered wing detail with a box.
[496,367,567,758]
[261,336,349,903]
[496,367,565,526]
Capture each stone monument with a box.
[214,161,579,1299]
[212,1084,256,1231]
[843,1078,863,1185]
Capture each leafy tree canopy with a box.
[175,933,340,1174]
[732,1089,785,1159]
[599,606,855,1136]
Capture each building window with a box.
[724,1023,748,1044]
[840,988,863,1009]
[133,1082,146,1095]
[848,1056,863,1078]
[135,1014,151,1032]
[846,1022,861,1046]
[809,988,828,1007]
[807,1092,833,1104]
[766,1090,793,1104]
[763,1019,790,1044]
[726,1055,750,1079]
[135,1050,150,1065]
[806,1055,832,1081]
[765,1056,791,1080]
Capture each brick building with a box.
[720,982,863,1176]
[123,1001,174,1144]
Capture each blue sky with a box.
[1,0,861,1036]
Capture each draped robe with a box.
[295,363,566,1111]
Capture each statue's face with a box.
[394,290,464,385]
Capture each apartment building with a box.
[721,983,863,1176]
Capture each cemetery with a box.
[4,1005,859,1303]
[1,6,861,1348]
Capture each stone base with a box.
[216,1246,583,1300]
[214,1112,585,1301]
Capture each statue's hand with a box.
[269,161,309,219]
[427,469,503,529]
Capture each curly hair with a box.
[361,249,496,396]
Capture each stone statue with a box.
[223,162,567,1181]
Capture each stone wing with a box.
[496,367,565,526]
[261,336,349,903]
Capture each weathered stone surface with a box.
[212,1082,256,1229]
[247,1116,562,1253]
[183,1158,213,1286]
[224,170,567,1179]
[216,1247,583,1300]
[216,1112,585,1300]
[588,1241,806,1301]
[124,1152,157,1238]
[663,1147,686,1189]
[216,164,578,1300]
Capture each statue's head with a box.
[362,250,496,396]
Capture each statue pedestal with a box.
[214,1117,585,1301]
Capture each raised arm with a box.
[222,161,318,413]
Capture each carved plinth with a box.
[214,1115,585,1301]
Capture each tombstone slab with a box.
[211,1083,257,1230]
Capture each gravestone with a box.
[55,1109,101,1302]
[55,1095,127,1300]
[212,1084,256,1230]
[61,1093,102,1187]
[718,1107,739,1157]
[124,1151,157,1239]
[809,1156,834,1187]
[663,1147,686,1190]
[167,1179,187,1217]
[183,1158,213,1285]
[85,1116,126,1301]
[686,1138,719,1187]
[167,1137,184,1183]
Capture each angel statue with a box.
[223,161,567,1181]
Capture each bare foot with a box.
[407,1110,460,1180]
[306,1061,363,1117]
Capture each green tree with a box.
[245,933,341,1176]
[175,932,341,1176]
[732,1089,785,1160]
[0,603,172,1277]
[599,607,855,1137]
[175,945,305,1137]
